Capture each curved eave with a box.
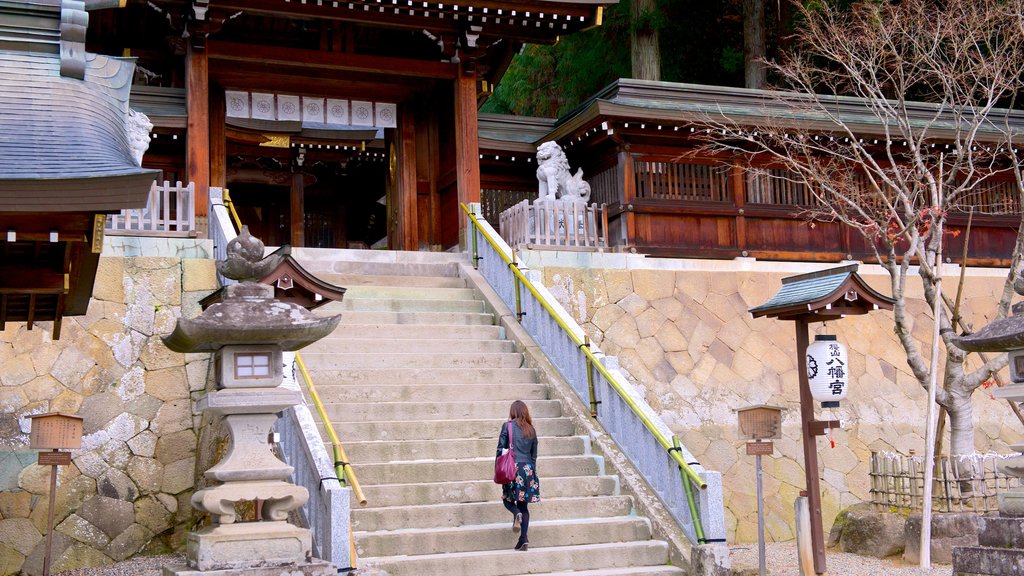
[0,170,159,212]
[955,316,1024,352]
[162,313,342,353]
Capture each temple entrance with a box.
[225,138,388,249]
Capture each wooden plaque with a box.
[37,451,72,466]
[746,441,774,456]
[28,413,83,450]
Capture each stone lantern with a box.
[952,274,1024,574]
[161,227,342,576]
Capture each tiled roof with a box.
[749,264,894,317]
[0,48,158,211]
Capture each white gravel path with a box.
[730,542,954,575]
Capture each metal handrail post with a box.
[583,335,598,417]
[675,436,706,543]
[511,251,524,321]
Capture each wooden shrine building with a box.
[84,0,609,251]
[478,80,1024,266]
[0,1,159,338]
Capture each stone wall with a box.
[0,238,216,575]
[526,252,1024,544]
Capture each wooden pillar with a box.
[733,159,747,256]
[454,65,481,214]
[291,169,305,248]
[186,43,210,226]
[209,84,226,189]
[619,149,636,247]
[795,319,827,574]
[397,104,419,250]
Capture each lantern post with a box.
[749,264,894,574]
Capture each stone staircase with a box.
[296,250,686,575]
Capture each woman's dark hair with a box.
[509,400,536,439]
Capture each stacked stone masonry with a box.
[540,262,1024,544]
[0,244,217,576]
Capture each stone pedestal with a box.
[952,384,1024,575]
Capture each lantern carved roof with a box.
[749,263,894,321]
[955,272,1024,352]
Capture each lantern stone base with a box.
[181,521,315,572]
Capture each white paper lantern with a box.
[806,335,848,407]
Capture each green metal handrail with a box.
[221,191,366,506]
[461,202,708,542]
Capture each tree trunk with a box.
[631,0,661,81]
[744,0,767,89]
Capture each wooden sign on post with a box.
[28,412,82,576]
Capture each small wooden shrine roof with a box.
[200,246,347,311]
[749,264,894,321]
[546,80,1024,145]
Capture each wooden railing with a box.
[106,180,195,236]
[499,199,608,251]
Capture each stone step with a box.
[316,272,468,289]
[320,259,462,278]
[360,475,618,509]
[301,351,524,370]
[952,545,1024,575]
[310,382,547,404]
[322,309,494,326]
[359,540,671,576]
[356,516,649,557]
[517,567,686,576]
[304,337,514,355]
[322,399,561,422]
[977,516,1024,548]
[352,495,635,532]
[336,284,479,301]
[311,323,502,341]
[328,417,575,443]
[306,367,537,386]
[291,246,467,266]
[342,435,585,464]
[355,455,600,485]
[322,297,485,313]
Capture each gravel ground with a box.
[730,542,954,575]
[55,553,185,576]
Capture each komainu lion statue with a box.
[536,141,591,202]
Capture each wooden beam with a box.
[454,65,481,223]
[210,84,227,189]
[208,0,594,44]
[186,43,211,221]
[796,319,828,575]
[208,40,458,80]
[210,65,424,102]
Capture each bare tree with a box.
[699,0,1024,460]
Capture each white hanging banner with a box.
[806,335,848,408]
[224,91,250,118]
[302,97,325,123]
[375,102,397,128]
[251,92,276,120]
[350,100,374,126]
[326,99,349,125]
[277,95,301,121]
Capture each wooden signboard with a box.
[746,441,774,456]
[28,413,83,450]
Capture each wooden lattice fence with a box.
[869,451,1021,514]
